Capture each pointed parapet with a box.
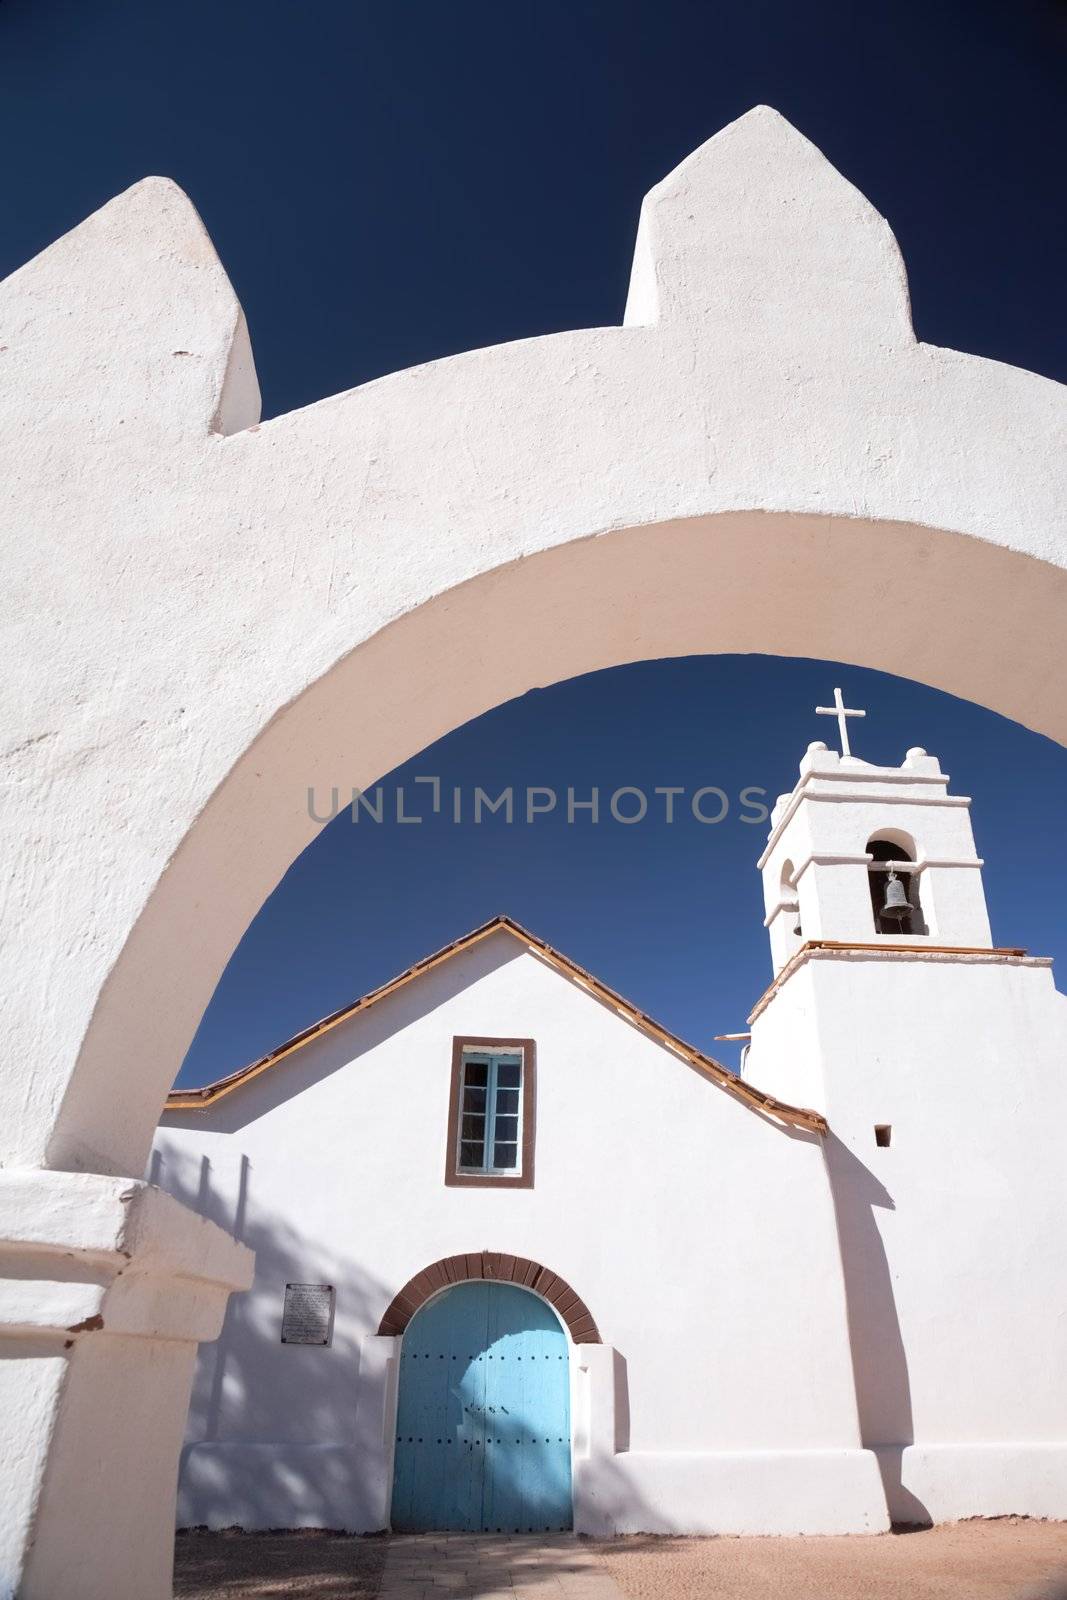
[625,105,914,351]
[0,177,260,440]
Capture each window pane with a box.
[459,1140,484,1169]
[495,1060,521,1089]
[496,1088,519,1115]
[493,1141,518,1169]
[494,1114,518,1141]
[463,1060,489,1086]
[462,1085,486,1112]
[461,1113,485,1140]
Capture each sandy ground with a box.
[174,1521,1067,1600]
[596,1521,1067,1600]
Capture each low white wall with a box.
[578,1449,887,1536]
[877,1445,1067,1527]
[178,1441,889,1537]
[176,1329,889,1537]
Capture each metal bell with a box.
[881,867,911,921]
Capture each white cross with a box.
[816,687,866,757]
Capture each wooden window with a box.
[445,1036,536,1188]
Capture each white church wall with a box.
[151,928,886,1535]
[743,964,826,1112]
[754,949,1067,1525]
[920,863,992,947]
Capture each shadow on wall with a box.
[151,1145,394,1533]
[823,1134,930,1527]
[151,1147,662,1544]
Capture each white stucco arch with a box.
[1,103,1065,1595]
[3,101,1064,1180]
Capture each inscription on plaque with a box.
[281,1282,334,1345]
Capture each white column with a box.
[572,1343,619,1536]
[0,1172,252,1600]
[354,1334,400,1530]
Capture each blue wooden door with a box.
[391,1281,572,1532]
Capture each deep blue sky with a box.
[1,0,1064,406]
[1,2,1063,1088]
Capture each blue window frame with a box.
[457,1048,523,1176]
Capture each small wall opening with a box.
[781,859,801,939]
[867,835,927,936]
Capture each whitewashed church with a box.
[151,696,1067,1539]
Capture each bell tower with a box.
[758,690,992,979]
[741,692,1067,1527]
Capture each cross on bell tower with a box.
[815,687,865,757]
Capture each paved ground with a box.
[174,1520,1067,1600]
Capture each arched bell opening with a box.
[771,857,805,969]
[781,859,801,936]
[867,832,927,936]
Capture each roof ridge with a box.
[164,915,826,1134]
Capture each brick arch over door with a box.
[379,1252,601,1343]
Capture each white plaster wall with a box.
[151,931,884,1534]
[743,964,825,1111]
[748,949,1067,1524]
[2,107,1065,1187]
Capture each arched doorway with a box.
[391,1282,572,1534]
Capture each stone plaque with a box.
[281,1282,334,1345]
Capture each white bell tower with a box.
[741,692,1067,1528]
[759,692,992,979]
